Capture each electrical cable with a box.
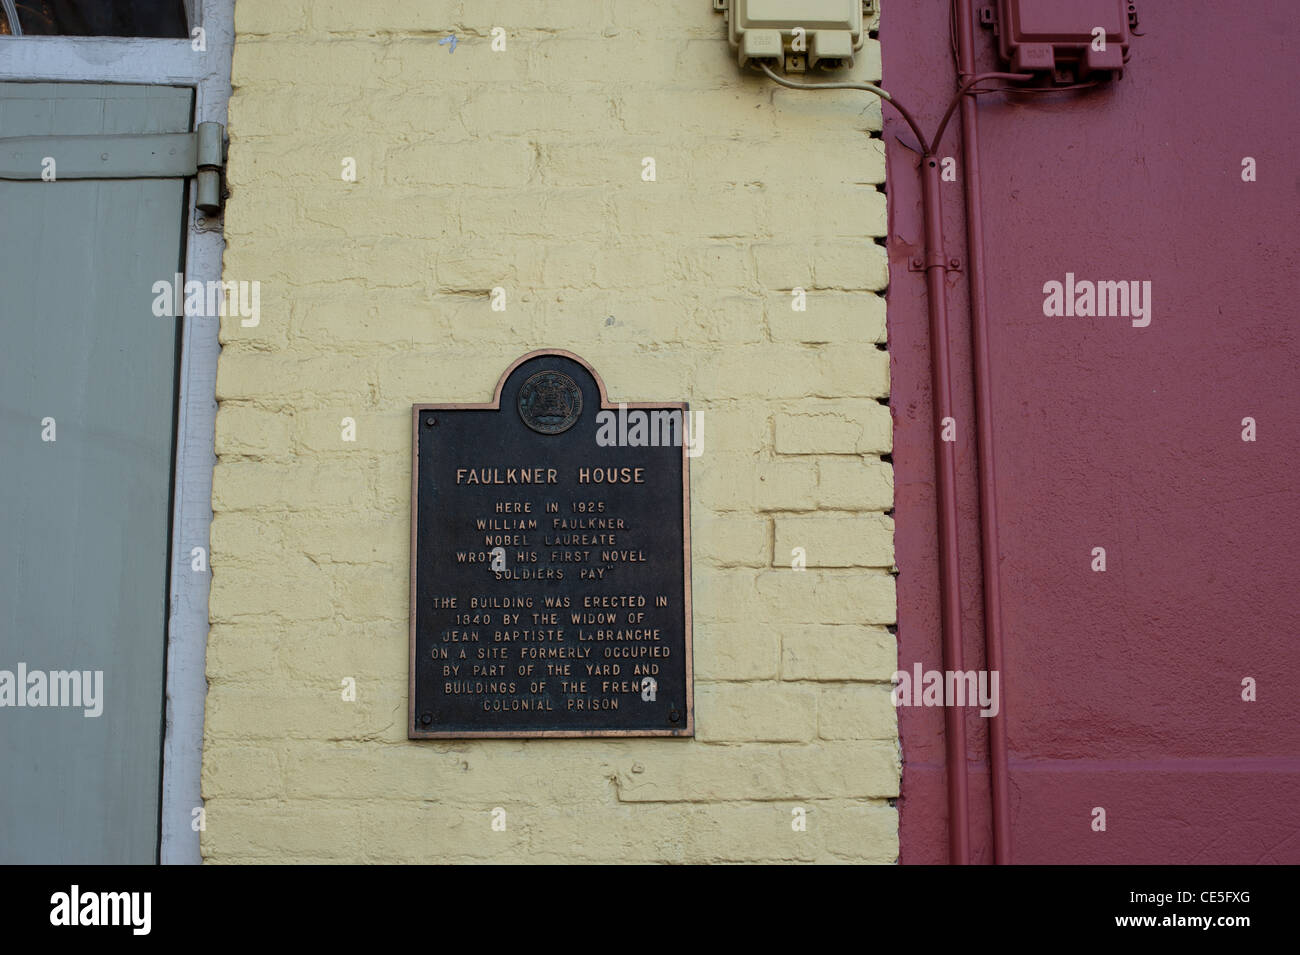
[930,72,1034,153]
[755,60,1034,156]
[1,0,23,36]
[755,60,930,154]
[967,81,1103,96]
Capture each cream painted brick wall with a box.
[204,0,897,864]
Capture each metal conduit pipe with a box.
[920,154,971,865]
[955,0,1014,865]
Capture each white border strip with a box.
[0,36,208,85]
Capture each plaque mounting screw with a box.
[425,417,437,427]
[420,712,433,725]
[668,708,680,723]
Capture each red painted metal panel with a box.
[883,0,1300,863]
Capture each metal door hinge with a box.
[194,122,226,215]
[0,121,227,214]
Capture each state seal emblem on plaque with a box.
[517,370,583,434]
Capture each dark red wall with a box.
[883,1,1300,863]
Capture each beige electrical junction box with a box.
[718,0,867,71]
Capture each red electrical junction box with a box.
[987,0,1137,83]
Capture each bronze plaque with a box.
[409,350,694,738]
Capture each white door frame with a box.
[0,0,234,864]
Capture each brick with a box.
[820,801,899,863]
[290,289,457,348]
[774,401,892,454]
[817,456,894,510]
[617,87,779,136]
[208,513,287,567]
[375,346,532,405]
[611,184,768,240]
[693,621,782,681]
[768,292,888,345]
[692,453,819,513]
[457,188,598,240]
[200,745,283,799]
[329,565,411,621]
[755,241,889,290]
[234,0,309,35]
[521,802,821,863]
[773,514,895,568]
[220,189,304,239]
[435,240,543,290]
[347,800,822,865]
[693,513,770,566]
[281,740,618,805]
[609,0,719,34]
[205,624,278,682]
[279,514,407,567]
[537,144,651,187]
[226,236,431,288]
[310,0,458,33]
[771,187,886,239]
[385,140,536,190]
[232,40,392,89]
[692,135,884,186]
[354,803,524,864]
[293,410,409,455]
[214,405,292,457]
[684,400,769,454]
[201,802,365,860]
[615,741,899,801]
[277,623,407,686]
[528,38,675,85]
[208,565,335,622]
[815,241,890,290]
[224,136,387,187]
[754,569,897,625]
[211,460,374,511]
[817,685,898,740]
[581,347,694,399]
[203,684,393,742]
[782,626,897,682]
[293,191,459,241]
[765,59,885,132]
[696,683,818,742]
[592,243,672,289]
[539,295,766,349]
[694,344,888,400]
[456,90,620,137]
[226,88,382,139]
